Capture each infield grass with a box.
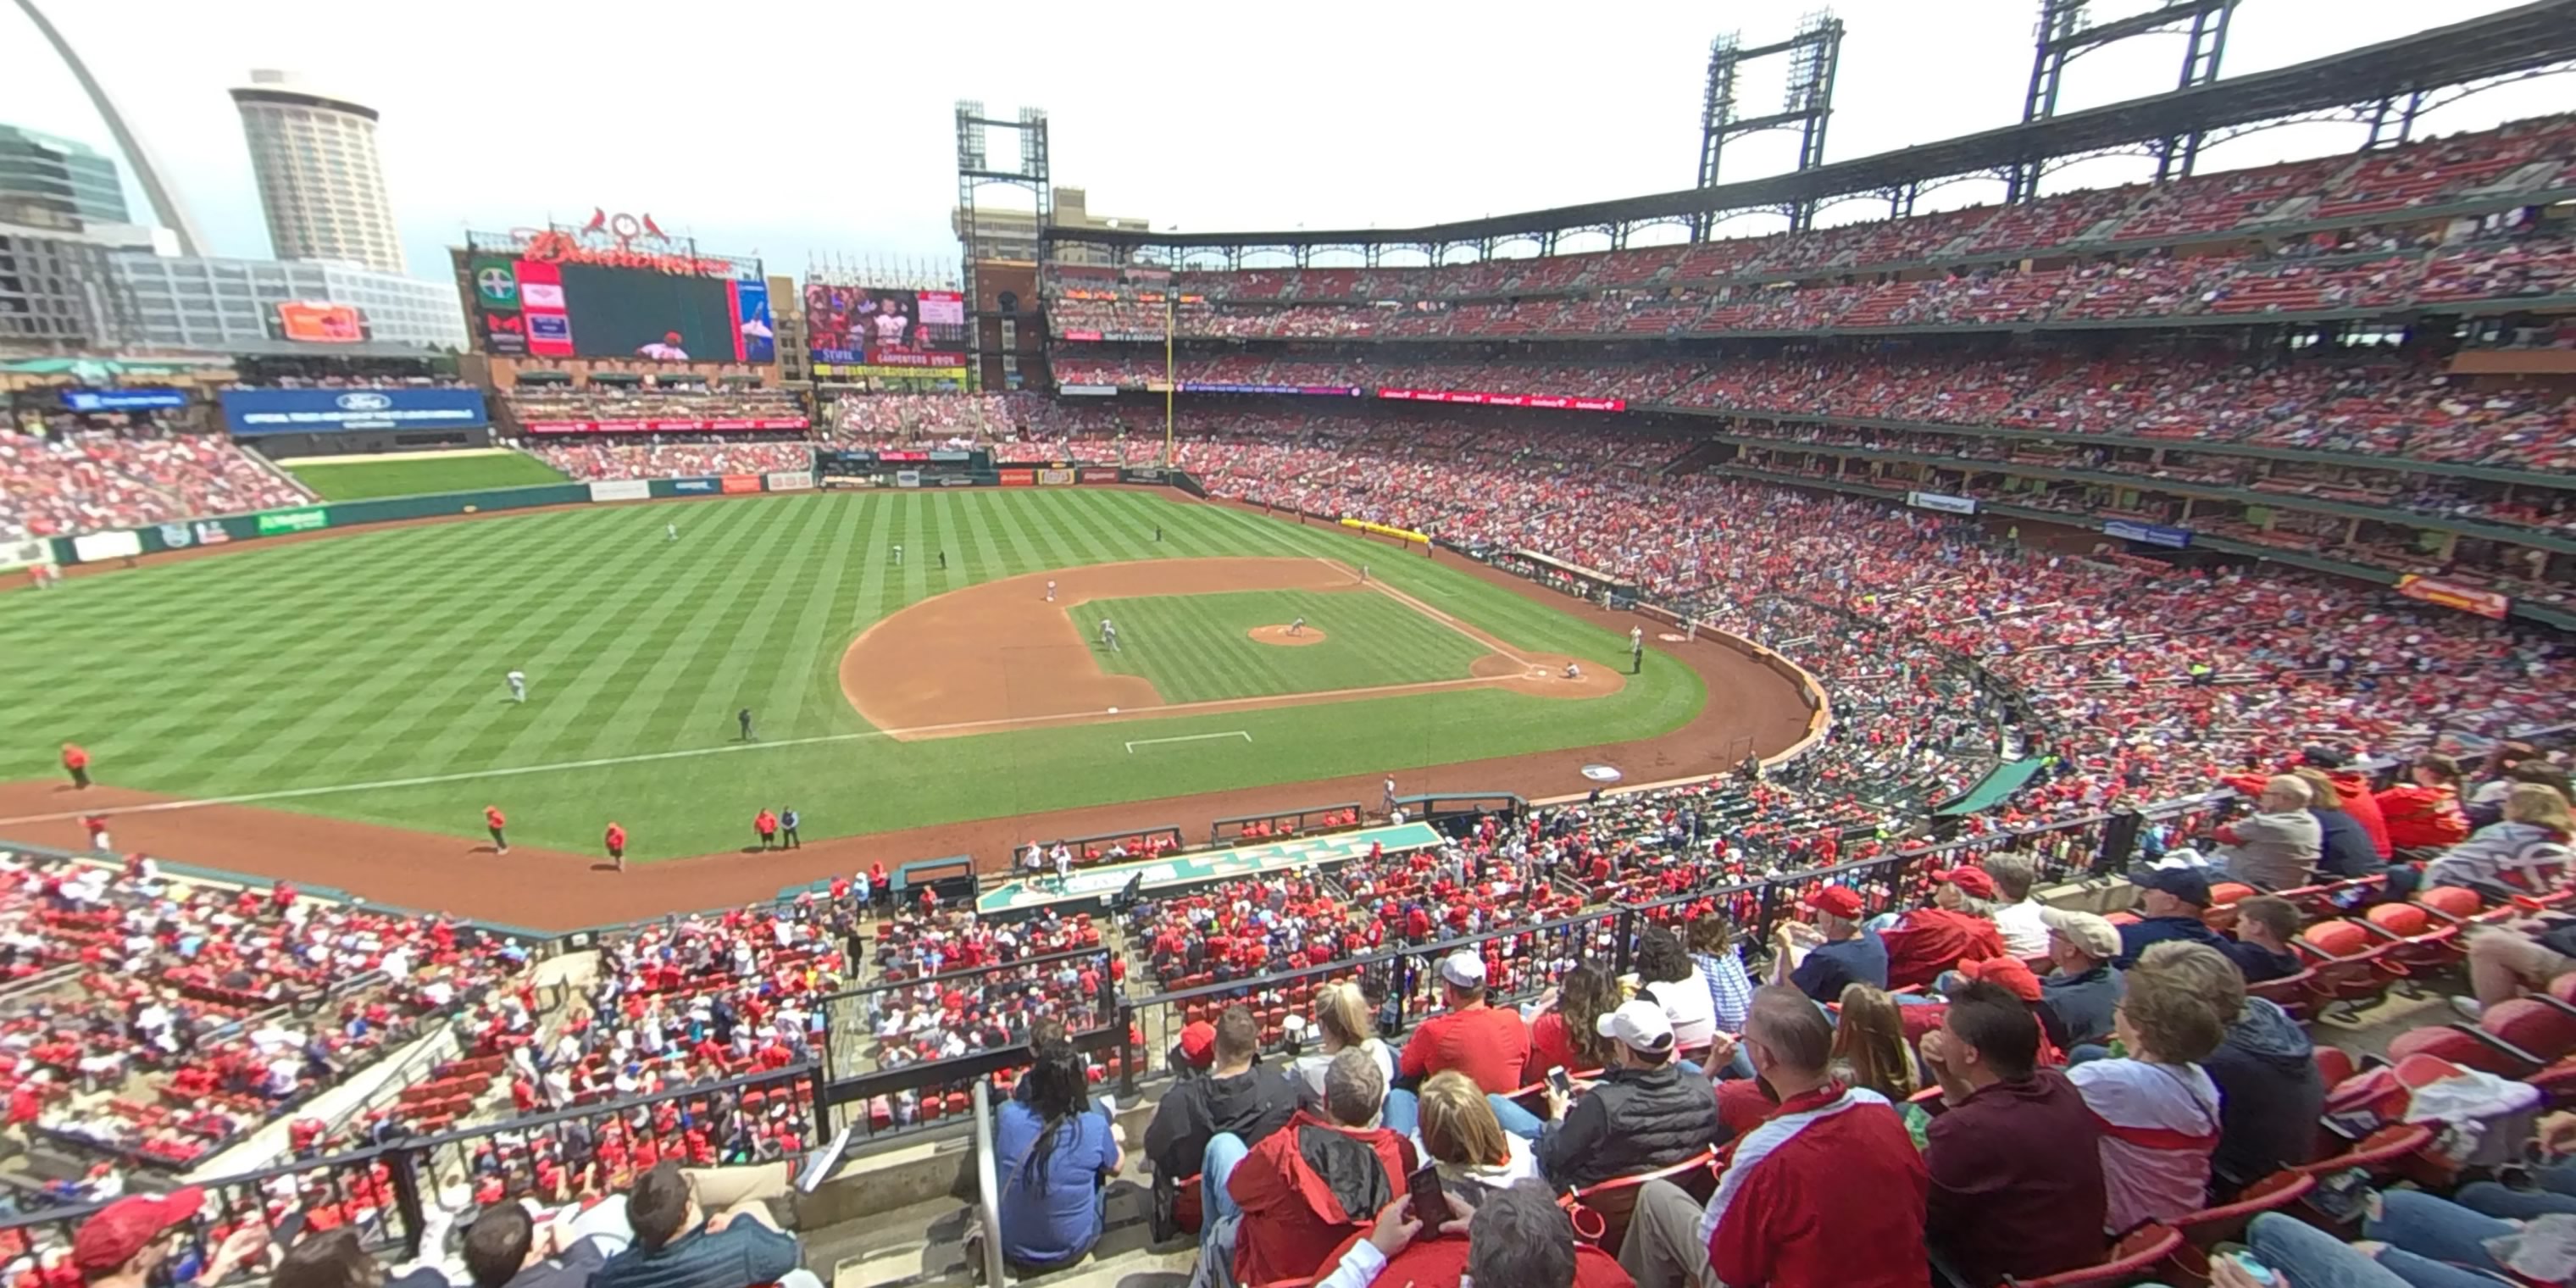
[1077,590,1488,703]
[0,491,1704,860]
[285,452,569,500]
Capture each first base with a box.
[1108,706,1119,713]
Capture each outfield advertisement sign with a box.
[2103,519,2192,549]
[1376,387,1624,412]
[221,388,491,435]
[671,478,719,493]
[153,520,233,549]
[999,469,1036,487]
[0,537,54,570]
[62,388,187,413]
[2396,574,2512,620]
[895,471,922,488]
[521,417,808,435]
[1907,491,1978,515]
[588,480,652,502]
[719,475,761,495]
[764,471,815,491]
[72,530,143,561]
[1078,468,1121,484]
[1058,384,1119,397]
[1038,468,1074,486]
[256,508,330,536]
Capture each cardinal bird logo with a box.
[642,214,665,240]
[583,208,608,233]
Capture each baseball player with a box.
[1099,618,1119,652]
[1046,579,1058,602]
[666,523,678,542]
[1052,842,1073,888]
[506,669,527,703]
[1361,564,1370,582]
[891,544,904,567]
[1288,616,1307,636]
[1630,625,1646,674]
[605,821,626,872]
[485,805,508,854]
[938,551,947,570]
[1382,775,1397,816]
[59,742,88,790]
[1563,661,1583,680]
[780,806,802,848]
[737,708,757,741]
[80,813,109,853]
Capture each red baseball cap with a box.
[73,1188,203,1274]
[1802,886,1864,920]
[1954,955,2042,1002]
[1177,1021,1217,1069]
[1935,868,1996,901]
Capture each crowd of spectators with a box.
[0,430,313,542]
[502,387,805,430]
[522,438,814,481]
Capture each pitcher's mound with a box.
[1248,625,1327,647]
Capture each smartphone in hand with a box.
[1407,1163,1451,1229]
[1546,1066,1573,1095]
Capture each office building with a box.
[0,125,130,226]
[953,186,1150,266]
[0,217,142,352]
[111,253,468,352]
[230,69,406,274]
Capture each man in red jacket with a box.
[753,808,779,851]
[1878,867,2008,991]
[60,743,89,790]
[605,822,627,872]
[1225,1050,1416,1285]
[484,805,508,855]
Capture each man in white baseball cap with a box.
[1531,1000,1719,1191]
[1390,950,1528,1135]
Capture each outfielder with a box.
[666,523,678,542]
[506,669,527,703]
[891,544,903,567]
[1099,618,1119,652]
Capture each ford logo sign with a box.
[336,392,393,411]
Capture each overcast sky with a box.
[5,0,2569,279]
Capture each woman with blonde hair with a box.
[1831,983,1929,1149]
[2425,782,2574,893]
[1413,1069,1540,1191]
[1290,980,1396,1104]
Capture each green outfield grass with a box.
[0,491,1705,859]
[285,452,569,500]
[1078,590,1489,703]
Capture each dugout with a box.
[1397,792,1526,832]
[1032,824,1187,869]
[891,854,980,907]
[1210,802,1365,847]
[1504,549,1641,608]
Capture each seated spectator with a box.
[1770,886,1887,1002]
[993,1033,1120,1274]
[72,1190,269,1288]
[2462,908,2576,1014]
[1143,1006,1300,1233]
[592,1162,809,1288]
[1394,952,1530,1114]
[1533,1000,1720,1189]
[1829,985,1929,1148]
[2224,895,2306,984]
[2138,941,2322,1190]
[2211,776,2323,890]
[1523,962,1619,1086]
[2423,782,2574,893]
[1318,1179,1630,1288]
[1684,915,1754,1037]
[2117,865,2229,965]
[1291,981,1396,1110]
[464,1198,633,1288]
[1983,855,2051,958]
[1630,927,1718,1056]
[2067,947,2227,1232]
[1618,986,1926,1288]
[2293,767,2386,880]
[2039,908,2127,1049]
[1224,1049,1415,1286]
[2376,752,2472,852]
[1916,980,2108,1287]
[1877,868,2008,990]
[1415,1070,1541,1193]
[275,1227,450,1288]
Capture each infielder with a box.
[506,669,527,702]
[1099,618,1119,652]
[1288,616,1307,636]
[1046,579,1058,602]
[1630,625,1646,674]
[891,544,904,567]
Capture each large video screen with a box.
[804,285,968,371]
[473,257,773,364]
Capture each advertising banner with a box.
[2102,519,2193,549]
[1078,468,1122,484]
[517,259,574,358]
[1182,382,1364,397]
[671,478,719,493]
[1376,387,1624,412]
[1061,330,1105,342]
[256,508,330,536]
[928,450,974,463]
[939,475,977,487]
[1907,491,1979,515]
[60,388,186,413]
[0,537,55,570]
[520,418,808,435]
[2396,574,2512,620]
[719,475,761,495]
[222,388,491,435]
[276,302,365,343]
[764,471,816,491]
[998,469,1036,487]
[1038,468,1074,486]
[1059,384,1119,397]
[72,530,142,562]
[896,471,922,488]
[588,480,652,502]
[471,256,526,356]
[810,363,971,381]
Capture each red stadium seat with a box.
[2418,886,2486,920]
[2006,1224,2183,1288]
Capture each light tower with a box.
[1694,9,1843,236]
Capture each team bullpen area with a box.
[279,449,570,500]
[0,489,1703,861]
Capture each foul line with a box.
[1319,557,1539,669]
[1124,730,1252,754]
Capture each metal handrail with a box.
[972,1080,1008,1287]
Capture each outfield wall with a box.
[39,466,1181,567]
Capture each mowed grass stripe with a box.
[1083,590,1487,704]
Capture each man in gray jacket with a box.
[2213,775,2323,890]
[1534,1001,1721,1191]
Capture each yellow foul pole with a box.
[1163,290,1176,467]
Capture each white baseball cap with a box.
[1438,951,1486,989]
[1596,1000,1675,1054]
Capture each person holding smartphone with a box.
[1532,1001,1719,1191]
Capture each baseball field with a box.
[0,488,1757,871]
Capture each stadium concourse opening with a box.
[836,558,1622,741]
